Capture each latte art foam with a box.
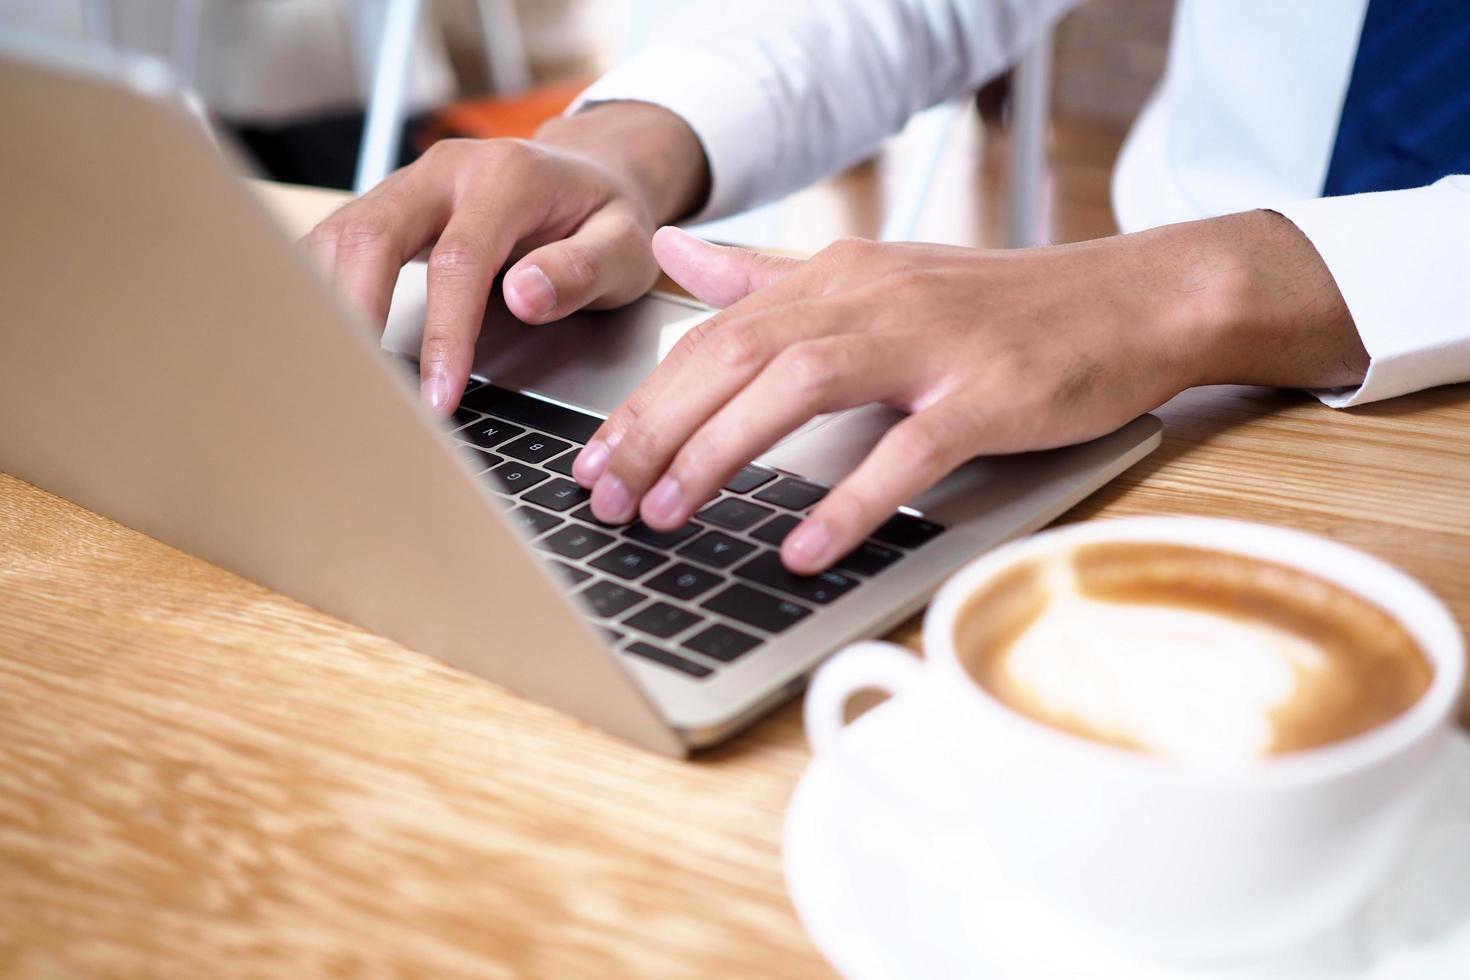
[958,543,1433,765]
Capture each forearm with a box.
[1139,210,1368,393]
[535,102,710,226]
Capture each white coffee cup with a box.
[805,517,1465,961]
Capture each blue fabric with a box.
[1323,0,1470,196]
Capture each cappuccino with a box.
[957,542,1433,765]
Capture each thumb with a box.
[651,225,802,309]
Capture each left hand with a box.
[572,214,1366,574]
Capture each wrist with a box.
[535,102,711,226]
[1145,211,1367,392]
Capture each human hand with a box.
[574,212,1365,574]
[302,103,709,414]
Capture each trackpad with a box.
[758,403,906,485]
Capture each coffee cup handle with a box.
[805,640,925,754]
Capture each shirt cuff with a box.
[1274,176,1470,408]
[568,44,778,222]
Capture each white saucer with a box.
[783,696,1470,980]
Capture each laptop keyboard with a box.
[448,380,946,681]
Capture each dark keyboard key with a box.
[872,512,946,549]
[624,641,712,679]
[460,384,604,443]
[703,584,811,633]
[489,460,551,494]
[598,626,625,645]
[452,406,482,428]
[678,531,757,569]
[457,446,501,473]
[753,477,827,511]
[734,552,858,605]
[623,601,704,639]
[644,563,723,601]
[682,624,761,663]
[724,464,778,494]
[697,497,775,532]
[521,478,591,512]
[750,513,800,546]
[537,524,615,560]
[500,433,572,465]
[571,504,621,528]
[508,506,562,538]
[625,520,701,549]
[578,580,646,618]
[836,540,903,577]
[550,561,591,586]
[545,450,580,477]
[456,416,525,450]
[589,543,668,580]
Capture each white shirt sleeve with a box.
[571,0,1080,220]
[1275,175,1470,407]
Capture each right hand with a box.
[302,103,709,415]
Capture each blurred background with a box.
[0,0,1173,250]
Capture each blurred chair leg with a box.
[170,0,205,87]
[1008,26,1054,249]
[477,0,531,95]
[83,0,113,46]
[878,99,967,244]
[354,0,425,194]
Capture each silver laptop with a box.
[0,42,1161,756]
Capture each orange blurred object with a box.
[420,78,592,148]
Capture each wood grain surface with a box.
[4,174,1469,979]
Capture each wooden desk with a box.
[3,181,1468,978]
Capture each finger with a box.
[639,336,916,530]
[585,298,849,523]
[782,403,981,574]
[418,197,544,415]
[502,206,659,324]
[571,258,815,489]
[304,165,451,329]
[651,225,801,308]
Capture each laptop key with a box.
[625,520,700,549]
[723,464,778,494]
[697,497,775,532]
[589,543,668,580]
[872,512,946,549]
[460,384,604,443]
[598,626,625,645]
[734,551,857,605]
[682,623,762,663]
[578,580,647,618]
[703,584,811,633]
[570,504,621,528]
[623,601,703,639]
[677,531,756,569]
[457,417,526,450]
[537,524,615,560]
[549,561,592,586]
[545,449,580,477]
[624,641,712,679]
[490,460,551,494]
[752,477,827,511]
[452,406,482,428]
[644,562,723,601]
[457,446,501,473]
[750,513,800,546]
[500,433,572,465]
[522,478,591,512]
[508,506,562,538]
[836,540,903,577]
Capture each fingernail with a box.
[591,474,633,524]
[784,520,833,572]
[643,475,685,526]
[421,375,451,415]
[507,265,557,319]
[574,439,610,485]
